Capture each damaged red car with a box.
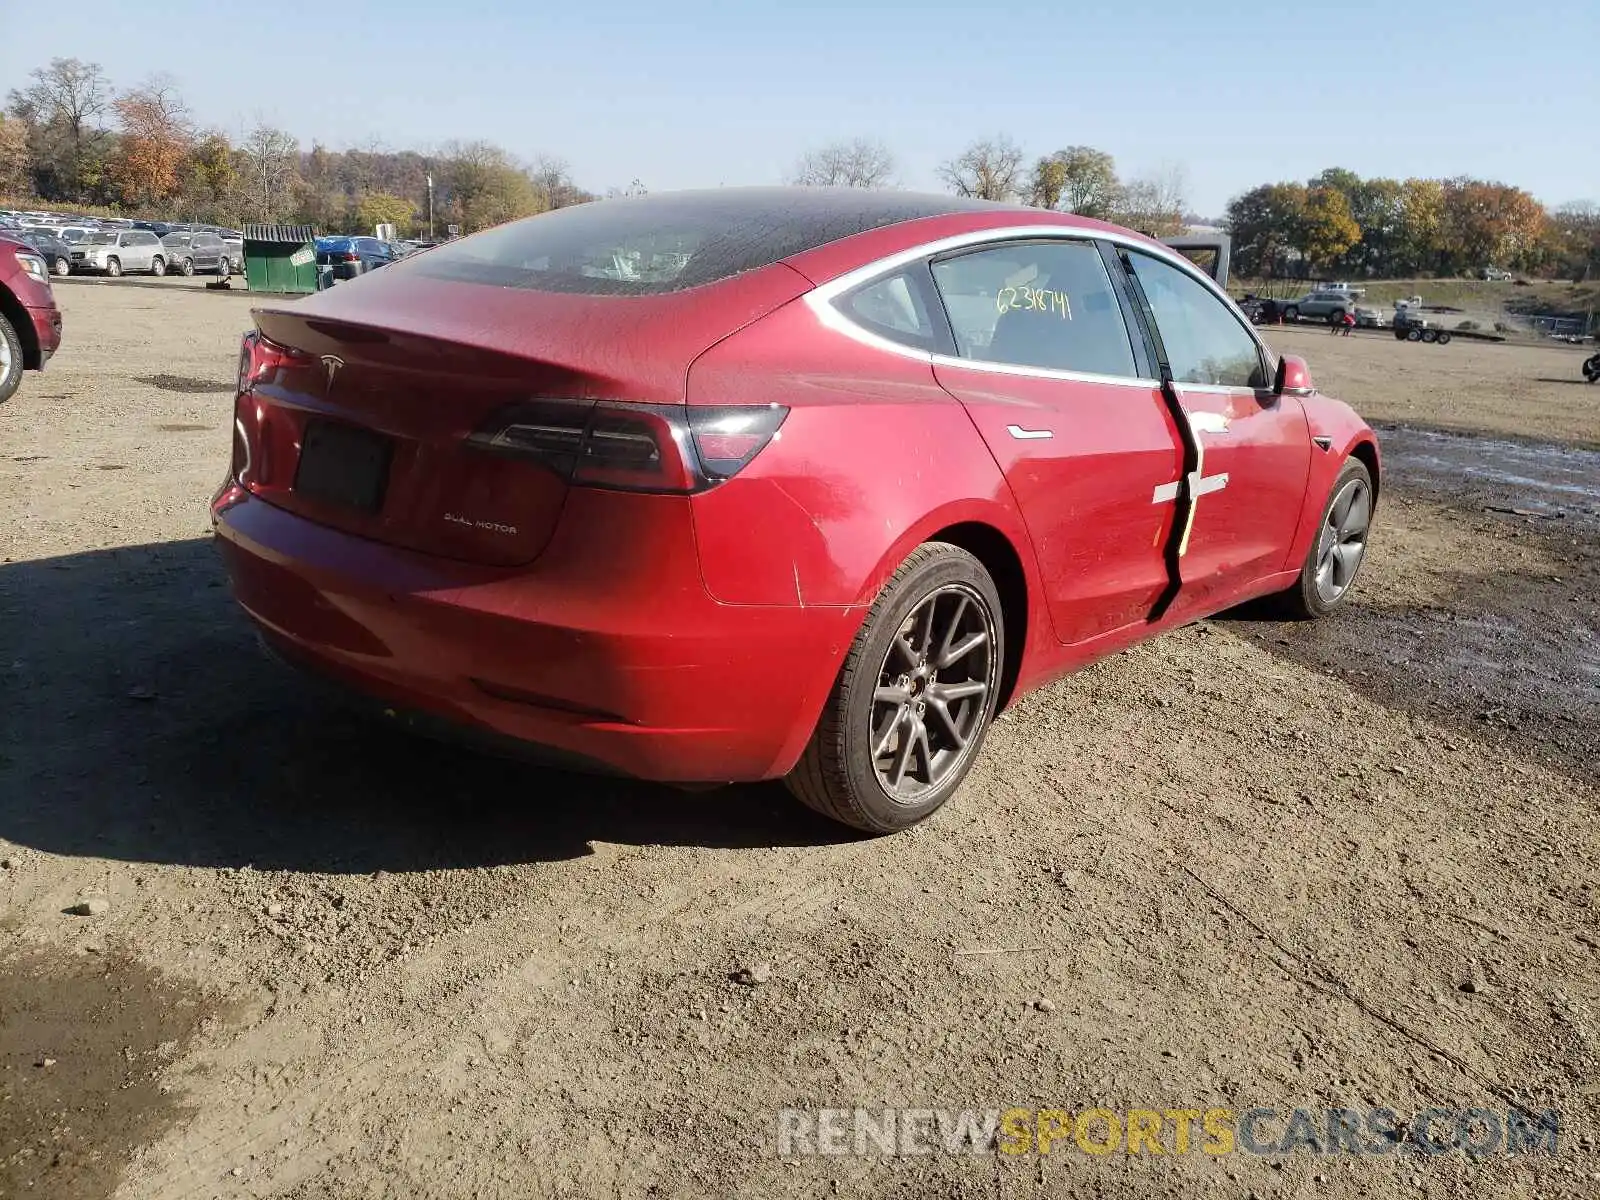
[212,188,1378,832]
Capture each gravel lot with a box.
[2,278,1597,1200]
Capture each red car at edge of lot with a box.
[211,189,1379,833]
[0,234,64,405]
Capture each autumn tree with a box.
[110,76,191,207]
[1340,177,1403,275]
[440,141,539,232]
[1394,178,1444,275]
[1545,202,1600,280]
[1438,179,1546,273]
[1225,183,1308,278]
[1299,186,1361,272]
[294,141,348,229]
[5,57,113,201]
[1028,146,1120,217]
[356,191,414,233]
[938,136,1025,202]
[791,138,895,188]
[0,115,30,197]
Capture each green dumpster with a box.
[242,224,320,294]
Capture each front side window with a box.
[1124,251,1266,388]
[930,240,1138,378]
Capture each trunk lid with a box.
[240,262,809,567]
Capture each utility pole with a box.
[426,172,434,239]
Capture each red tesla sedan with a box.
[212,189,1378,832]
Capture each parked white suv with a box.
[71,228,167,276]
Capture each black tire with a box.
[180,257,195,276]
[1284,305,1300,322]
[218,256,233,276]
[51,255,70,277]
[786,542,1003,833]
[1273,457,1374,620]
[1328,309,1346,325]
[1406,328,1423,342]
[1421,328,1438,343]
[105,257,122,278]
[150,256,166,277]
[0,311,23,406]
[1394,328,1408,341]
[1435,331,1452,345]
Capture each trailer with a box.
[1392,301,1453,344]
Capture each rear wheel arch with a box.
[922,521,1027,713]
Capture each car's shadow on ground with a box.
[0,540,852,874]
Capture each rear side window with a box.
[835,271,939,351]
[930,240,1139,378]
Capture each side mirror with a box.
[1275,354,1313,396]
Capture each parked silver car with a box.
[1279,290,1356,323]
[218,228,244,274]
[71,228,167,276]
[160,230,232,276]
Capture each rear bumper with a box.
[211,485,861,782]
[25,301,61,364]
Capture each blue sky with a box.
[2,0,1595,216]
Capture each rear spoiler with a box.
[1162,234,1231,288]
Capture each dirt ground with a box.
[1,278,1597,1200]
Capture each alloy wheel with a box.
[1315,478,1370,604]
[869,583,995,802]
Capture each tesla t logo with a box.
[321,355,344,389]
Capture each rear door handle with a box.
[1006,425,1053,440]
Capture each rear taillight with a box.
[236,329,308,391]
[342,252,360,262]
[467,400,786,494]
[233,331,312,487]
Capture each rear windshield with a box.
[408,188,1004,296]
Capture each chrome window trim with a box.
[802,223,1268,389]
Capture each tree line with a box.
[4,57,1595,279]
[794,136,1190,238]
[1,58,604,235]
[1225,169,1598,281]
[806,136,1597,282]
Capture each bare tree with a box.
[1115,164,1189,237]
[528,154,582,209]
[605,178,648,199]
[241,124,299,221]
[6,57,112,199]
[937,136,1025,202]
[791,138,896,189]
